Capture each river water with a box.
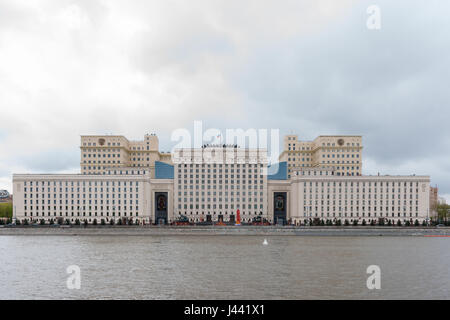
[0,235,448,299]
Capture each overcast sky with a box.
[0,0,449,201]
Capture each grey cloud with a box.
[226,1,450,159]
[216,0,450,195]
[12,149,79,173]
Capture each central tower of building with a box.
[172,145,268,223]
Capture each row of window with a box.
[106,170,148,175]
[303,211,419,218]
[287,145,361,151]
[320,161,360,165]
[82,142,121,147]
[25,199,139,205]
[322,153,359,158]
[304,195,419,201]
[178,163,264,168]
[178,180,265,186]
[83,160,121,164]
[25,187,139,192]
[179,191,264,196]
[304,199,419,205]
[287,147,311,152]
[24,181,140,186]
[179,168,261,173]
[178,211,262,216]
[24,211,139,217]
[320,142,360,147]
[285,137,361,147]
[303,188,419,194]
[288,157,311,162]
[178,203,264,210]
[24,192,139,199]
[303,206,419,212]
[179,174,263,178]
[83,153,121,158]
[179,198,263,202]
[303,181,420,187]
[24,205,139,211]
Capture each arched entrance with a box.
[274,192,287,225]
[155,192,168,224]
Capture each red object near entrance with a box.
[235,209,241,225]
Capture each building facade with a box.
[289,168,430,224]
[172,146,268,223]
[80,134,172,177]
[12,163,430,226]
[279,135,363,178]
[12,171,151,224]
[10,132,430,225]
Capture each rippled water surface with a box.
[0,235,448,299]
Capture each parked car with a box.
[175,215,191,226]
[436,224,445,227]
[252,216,270,226]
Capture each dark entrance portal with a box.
[274,192,287,225]
[155,192,168,224]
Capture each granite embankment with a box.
[0,226,449,236]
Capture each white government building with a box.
[12,134,431,225]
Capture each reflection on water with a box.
[0,236,448,299]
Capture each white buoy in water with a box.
[263,238,268,245]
